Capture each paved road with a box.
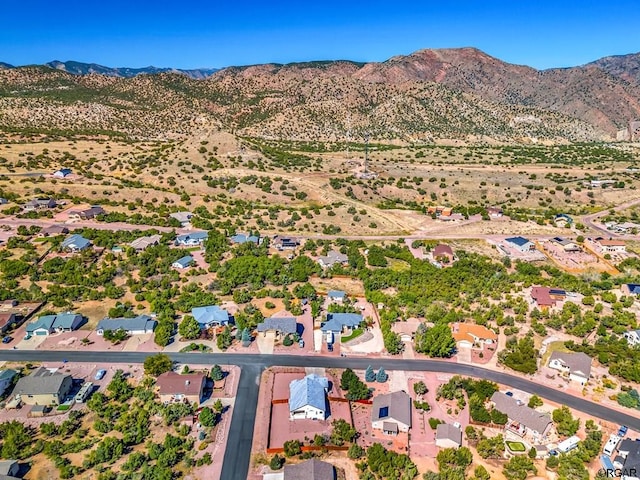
[220,365,261,480]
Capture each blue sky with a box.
[2,0,639,69]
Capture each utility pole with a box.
[363,133,369,174]
[346,113,352,159]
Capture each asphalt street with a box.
[1,350,638,480]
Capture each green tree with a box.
[269,454,284,470]
[376,367,388,383]
[471,465,491,480]
[365,365,376,382]
[178,315,201,340]
[199,407,217,427]
[330,419,356,446]
[477,434,505,459]
[557,452,588,480]
[283,439,302,457]
[552,406,580,436]
[415,322,456,357]
[210,364,224,381]
[527,395,543,408]
[414,381,428,396]
[144,354,173,376]
[347,443,364,459]
[503,455,536,480]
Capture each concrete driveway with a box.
[256,331,275,354]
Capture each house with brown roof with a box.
[41,225,69,237]
[156,371,206,404]
[68,206,105,221]
[371,391,412,435]
[487,206,503,218]
[432,244,455,264]
[592,237,626,253]
[530,286,566,310]
[548,351,592,385]
[491,392,552,441]
[451,323,497,349]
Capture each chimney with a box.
[185,380,190,386]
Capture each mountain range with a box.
[0,60,219,80]
[1,48,640,142]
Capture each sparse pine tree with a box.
[241,328,251,347]
[210,364,224,381]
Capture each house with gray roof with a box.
[13,366,72,405]
[26,313,83,336]
[175,231,208,246]
[616,439,640,480]
[256,317,297,337]
[68,206,105,220]
[41,224,69,236]
[622,284,640,296]
[61,234,91,252]
[53,168,72,178]
[191,305,230,329]
[0,369,18,397]
[371,391,412,435]
[436,423,463,449]
[624,329,640,347]
[282,459,335,480]
[320,313,363,336]
[548,351,592,385]
[491,392,552,441]
[96,315,157,336]
[169,211,193,227]
[24,198,56,210]
[289,374,329,420]
[317,250,348,268]
[172,255,194,269]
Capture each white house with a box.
[548,351,592,385]
[505,236,535,252]
[96,315,157,336]
[289,374,328,420]
[175,231,208,247]
[624,329,640,347]
[593,237,626,253]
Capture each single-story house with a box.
[68,206,105,220]
[26,313,83,336]
[289,374,328,420]
[172,255,194,269]
[624,329,640,347]
[273,235,300,250]
[371,391,412,434]
[550,237,581,252]
[129,234,162,251]
[0,459,20,479]
[53,168,72,178]
[436,423,463,449]
[256,317,297,337]
[451,323,497,349]
[554,214,573,227]
[191,305,230,329]
[156,371,206,404]
[491,392,552,441]
[41,225,69,236]
[317,251,348,269]
[175,231,208,247]
[487,206,503,218]
[427,206,453,217]
[505,236,535,252]
[320,313,363,335]
[13,366,73,406]
[23,198,56,210]
[169,211,193,227]
[621,284,640,296]
[0,369,18,397]
[531,286,566,310]
[281,459,335,480]
[327,290,347,303]
[548,351,592,385]
[0,313,17,334]
[593,237,626,253]
[96,315,157,336]
[615,439,640,480]
[61,234,91,252]
[432,244,455,263]
[230,233,261,245]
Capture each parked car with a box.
[505,391,514,397]
[549,450,558,456]
[94,369,107,380]
[2,336,12,344]
[619,425,629,437]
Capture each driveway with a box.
[256,331,275,354]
